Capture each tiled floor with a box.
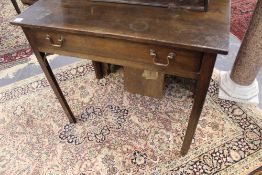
[0,34,261,108]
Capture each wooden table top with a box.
[11,0,230,54]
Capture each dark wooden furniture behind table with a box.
[11,0,230,155]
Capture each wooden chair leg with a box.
[180,53,217,155]
[11,0,21,14]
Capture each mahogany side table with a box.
[11,0,230,155]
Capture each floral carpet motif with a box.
[0,61,261,175]
[0,0,32,69]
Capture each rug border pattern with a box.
[0,61,261,175]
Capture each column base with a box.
[219,71,259,104]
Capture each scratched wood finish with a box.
[11,0,230,55]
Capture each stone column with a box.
[219,0,262,103]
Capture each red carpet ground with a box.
[231,0,257,40]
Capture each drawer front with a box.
[32,29,202,76]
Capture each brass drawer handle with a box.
[46,34,64,48]
[149,49,176,67]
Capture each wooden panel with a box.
[11,0,230,54]
[124,67,164,98]
[31,29,202,77]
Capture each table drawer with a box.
[32,29,202,75]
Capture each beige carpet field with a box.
[0,61,261,174]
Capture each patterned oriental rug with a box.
[0,61,261,175]
[0,0,32,70]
